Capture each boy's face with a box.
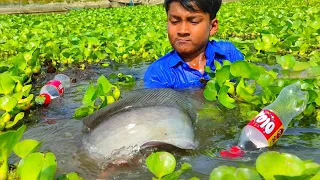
[167,2,218,58]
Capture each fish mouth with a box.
[141,139,197,150]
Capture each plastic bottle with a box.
[237,82,309,150]
[39,74,71,105]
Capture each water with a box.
[9,62,320,179]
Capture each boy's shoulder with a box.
[147,50,175,68]
[208,40,244,61]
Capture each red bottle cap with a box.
[220,146,245,158]
[39,93,51,105]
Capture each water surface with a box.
[11,62,320,179]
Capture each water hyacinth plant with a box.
[0,125,82,180]
[145,151,320,180]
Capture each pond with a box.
[9,62,320,179]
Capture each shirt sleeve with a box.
[144,63,171,88]
[228,43,245,62]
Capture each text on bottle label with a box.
[248,109,284,146]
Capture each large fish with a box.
[82,88,197,164]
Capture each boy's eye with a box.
[189,19,201,24]
[190,21,200,24]
[170,20,179,25]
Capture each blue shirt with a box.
[144,40,244,89]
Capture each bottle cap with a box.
[39,93,51,105]
[220,146,245,158]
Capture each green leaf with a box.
[35,96,46,105]
[254,39,264,52]
[39,152,57,180]
[261,34,279,50]
[315,92,320,106]
[22,85,32,97]
[310,20,320,30]
[274,174,314,180]
[262,87,276,104]
[257,73,275,87]
[210,166,237,180]
[0,132,15,160]
[236,78,257,103]
[97,75,112,94]
[204,66,212,73]
[0,125,26,160]
[203,80,217,101]
[303,104,315,117]
[0,74,16,95]
[235,168,261,180]
[17,152,44,180]
[73,107,94,119]
[276,55,296,70]
[0,96,18,112]
[162,162,192,180]
[306,66,320,78]
[293,62,311,72]
[146,152,176,179]
[87,37,100,46]
[57,172,84,180]
[13,139,41,158]
[5,112,25,129]
[0,159,8,180]
[82,83,96,105]
[310,172,320,180]
[10,53,27,72]
[216,65,231,87]
[224,81,235,96]
[303,162,320,175]
[237,85,261,105]
[230,61,251,78]
[214,60,222,71]
[91,84,104,102]
[218,86,236,109]
[256,151,305,180]
[222,60,232,66]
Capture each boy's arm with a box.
[229,43,245,62]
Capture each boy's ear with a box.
[209,18,218,36]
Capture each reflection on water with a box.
[10,62,320,179]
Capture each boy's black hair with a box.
[164,0,222,20]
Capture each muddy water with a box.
[10,62,320,179]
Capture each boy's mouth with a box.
[176,39,190,44]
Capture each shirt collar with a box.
[168,40,227,68]
[169,50,184,67]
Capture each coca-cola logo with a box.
[254,111,276,134]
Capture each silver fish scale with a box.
[83,88,197,131]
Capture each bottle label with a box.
[46,80,64,95]
[248,109,284,146]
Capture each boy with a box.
[144,0,244,89]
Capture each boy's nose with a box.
[177,22,190,36]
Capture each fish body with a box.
[82,88,197,162]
